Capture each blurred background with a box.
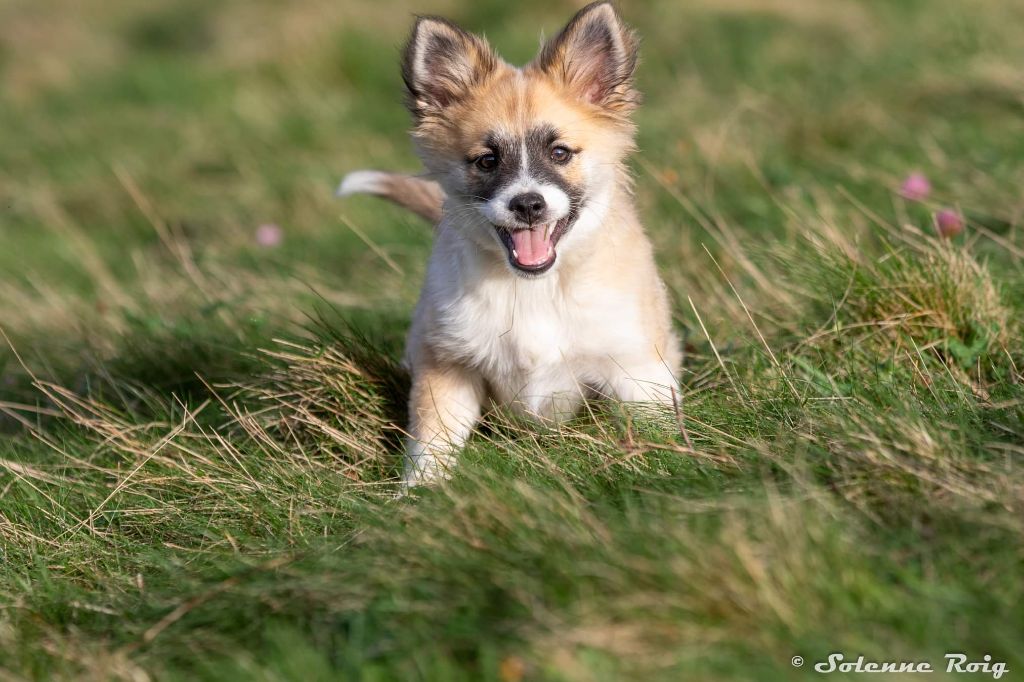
[2,2,1024,679]
[2,0,1022,369]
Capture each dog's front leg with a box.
[603,357,680,406]
[405,359,485,488]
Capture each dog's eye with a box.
[550,146,572,164]
[475,153,498,171]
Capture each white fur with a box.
[336,170,388,197]
[479,180,571,228]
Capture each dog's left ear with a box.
[535,2,639,115]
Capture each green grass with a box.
[1,0,1023,679]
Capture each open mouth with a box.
[495,217,572,274]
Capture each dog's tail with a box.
[336,170,445,224]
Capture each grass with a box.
[1,0,1022,679]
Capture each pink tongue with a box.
[510,227,553,266]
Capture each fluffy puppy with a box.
[339,2,680,486]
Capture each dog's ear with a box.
[535,2,639,115]
[402,17,500,118]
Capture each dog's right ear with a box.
[401,17,499,119]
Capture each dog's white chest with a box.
[441,276,572,373]
[431,271,645,416]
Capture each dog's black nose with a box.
[508,192,546,224]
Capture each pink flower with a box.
[255,223,283,248]
[899,172,931,201]
[934,209,964,238]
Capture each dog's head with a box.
[402,1,639,276]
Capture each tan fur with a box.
[362,174,444,223]
[340,2,680,487]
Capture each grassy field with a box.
[1,0,1023,679]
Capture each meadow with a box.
[1,0,1022,679]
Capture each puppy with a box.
[339,1,681,486]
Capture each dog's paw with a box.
[401,452,455,491]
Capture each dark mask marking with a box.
[524,124,585,216]
[463,132,521,203]
[463,125,586,223]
